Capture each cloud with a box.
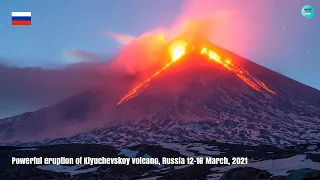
[108,29,170,80]
[108,32,135,45]
[175,0,301,62]
[0,61,107,118]
[0,56,142,142]
[108,0,300,68]
[65,50,106,63]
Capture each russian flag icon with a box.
[12,12,31,26]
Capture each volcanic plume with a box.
[117,38,276,105]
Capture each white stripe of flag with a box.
[12,12,31,17]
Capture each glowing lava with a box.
[116,42,187,105]
[169,40,188,62]
[200,47,276,94]
[117,42,276,105]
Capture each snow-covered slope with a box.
[2,142,320,179]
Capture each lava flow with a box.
[200,47,276,94]
[116,42,187,105]
[117,41,276,105]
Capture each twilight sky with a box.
[0,0,319,118]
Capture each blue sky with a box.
[0,0,182,67]
[0,0,319,118]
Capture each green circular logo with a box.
[301,5,315,19]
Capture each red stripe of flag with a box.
[12,20,31,26]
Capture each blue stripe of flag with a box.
[12,16,31,21]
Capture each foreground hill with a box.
[1,142,320,180]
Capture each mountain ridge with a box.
[1,41,320,147]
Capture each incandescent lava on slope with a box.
[116,39,188,105]
[117,39,276,105]
[200,47,276,95]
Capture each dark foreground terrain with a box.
[1,141,320,180]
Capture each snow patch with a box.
[307,145,318,151]
[37,164,99,176]
[15,148,38,151]
[118,149,139,158]
[136,176,162,180]
[188,146,220,155]
[210,154,320,179]
[159,142,195,157]
[174,164,192,170]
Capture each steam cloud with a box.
[110,0,296,74]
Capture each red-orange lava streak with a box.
[117,61,175,105]
[117,44,187,105]
[200,47,276,95]
[117,44,276,105]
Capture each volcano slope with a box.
[1,41,320,148]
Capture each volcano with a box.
[116,38,276,106]
[1,39,320,147]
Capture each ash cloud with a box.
[0,50,134,119]
[108,29,170,80]
[66,50,107,63]
[110,0,300,69]
[174,0,301,64]
[0,63,98,118]
[108,32,135,45]
[0,54,139,142]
